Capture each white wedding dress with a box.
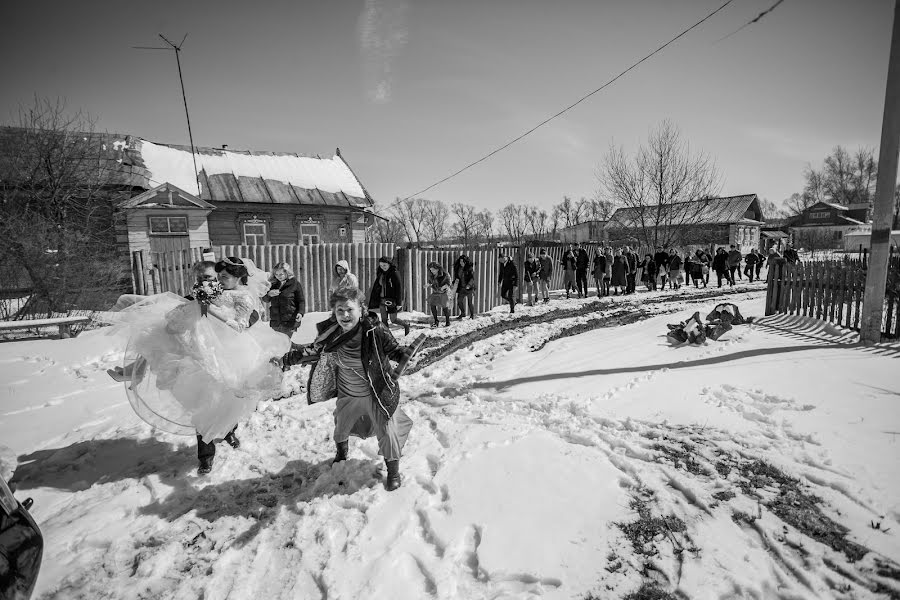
[107,283,289,443]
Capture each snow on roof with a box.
[607,194,760,228]
[136,140,371,206]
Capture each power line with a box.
[714,0,785,43]
[401,0,737,201]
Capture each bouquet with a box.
[192,278,223,317]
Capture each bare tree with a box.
[421,198,450,242]
[524,206,550,240]
[475,209,495,243]
[757,196,788,221]
[451,202,479,246]
[0,97,130,316]
[554,196,587,228]
[599,120,722,249]
[498,203,528,244]
[369,202,407,243]
[390,197,428,245]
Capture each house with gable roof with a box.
[789,201,870,250]
[604,194,765,252]
[115,137,379,253]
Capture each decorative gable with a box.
[118,182,216,211]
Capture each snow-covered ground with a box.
[2,283,899,599]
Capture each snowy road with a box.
[3,285,899,599]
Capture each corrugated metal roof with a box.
[607,194,761,228]
[131,140,372,206]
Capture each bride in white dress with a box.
[105,257,290,450]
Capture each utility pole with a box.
[861,0,900,345]
[134,34,201,197]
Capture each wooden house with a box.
[604,194,764,252]
[116,138,378,248]
[789,201,870,250]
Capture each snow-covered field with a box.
[2,283,899,599]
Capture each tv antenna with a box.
[134,34,201,196]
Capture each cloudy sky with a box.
[1,0,893,213]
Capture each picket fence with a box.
[131,242,612,315]
[765,251,900,339]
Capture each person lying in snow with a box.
[667,312,708,345]
[705,302,746,325]
[279,287,416,492]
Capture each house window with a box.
[300,223,320,245]
[833,230,843,241]
[242,221,267,245]
[149,216,188,235]
[810,211,830,220]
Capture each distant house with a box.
[843,227,900,252]
[558,221,608,244]
[114,138,378,253]
[790,202,870,250]
[604,194,764,252]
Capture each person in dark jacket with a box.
[611,250,627,295]
[523,252,542,306]
[653,246,670,290]
[624,247,638,294]
[713,247,732,287]
[452,254,477,319]
[783,244,800,264]
[592,249,608,297]
[498,254,518,313]
[575,243,590,298]
[754,248,764,279]
[743,249,760,282]
[281,287,415,491]
[369,257,410,336]
[727,245,743,282]
[262,262,306,338]
[640,254,657,291]
[537,248,553,303]
[561,245,577,298]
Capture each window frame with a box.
[148,215,189,236]
[242,221,268,246]
[300,222,321,246]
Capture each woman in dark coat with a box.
[281,287,415,491]
[262,262,305,338]
[640,254,657,291]
[452,254,477,319]
[368,256,410,336]
[611,250,627,295]
[712,247,732,287]
[592,249,608,297]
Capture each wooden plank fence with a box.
[765,250,900,339]
[132,242,616,315]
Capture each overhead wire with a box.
[714,0,785,43]
[401,0,738,201]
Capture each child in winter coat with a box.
[592,249,607,297]
[280,287,415,491]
